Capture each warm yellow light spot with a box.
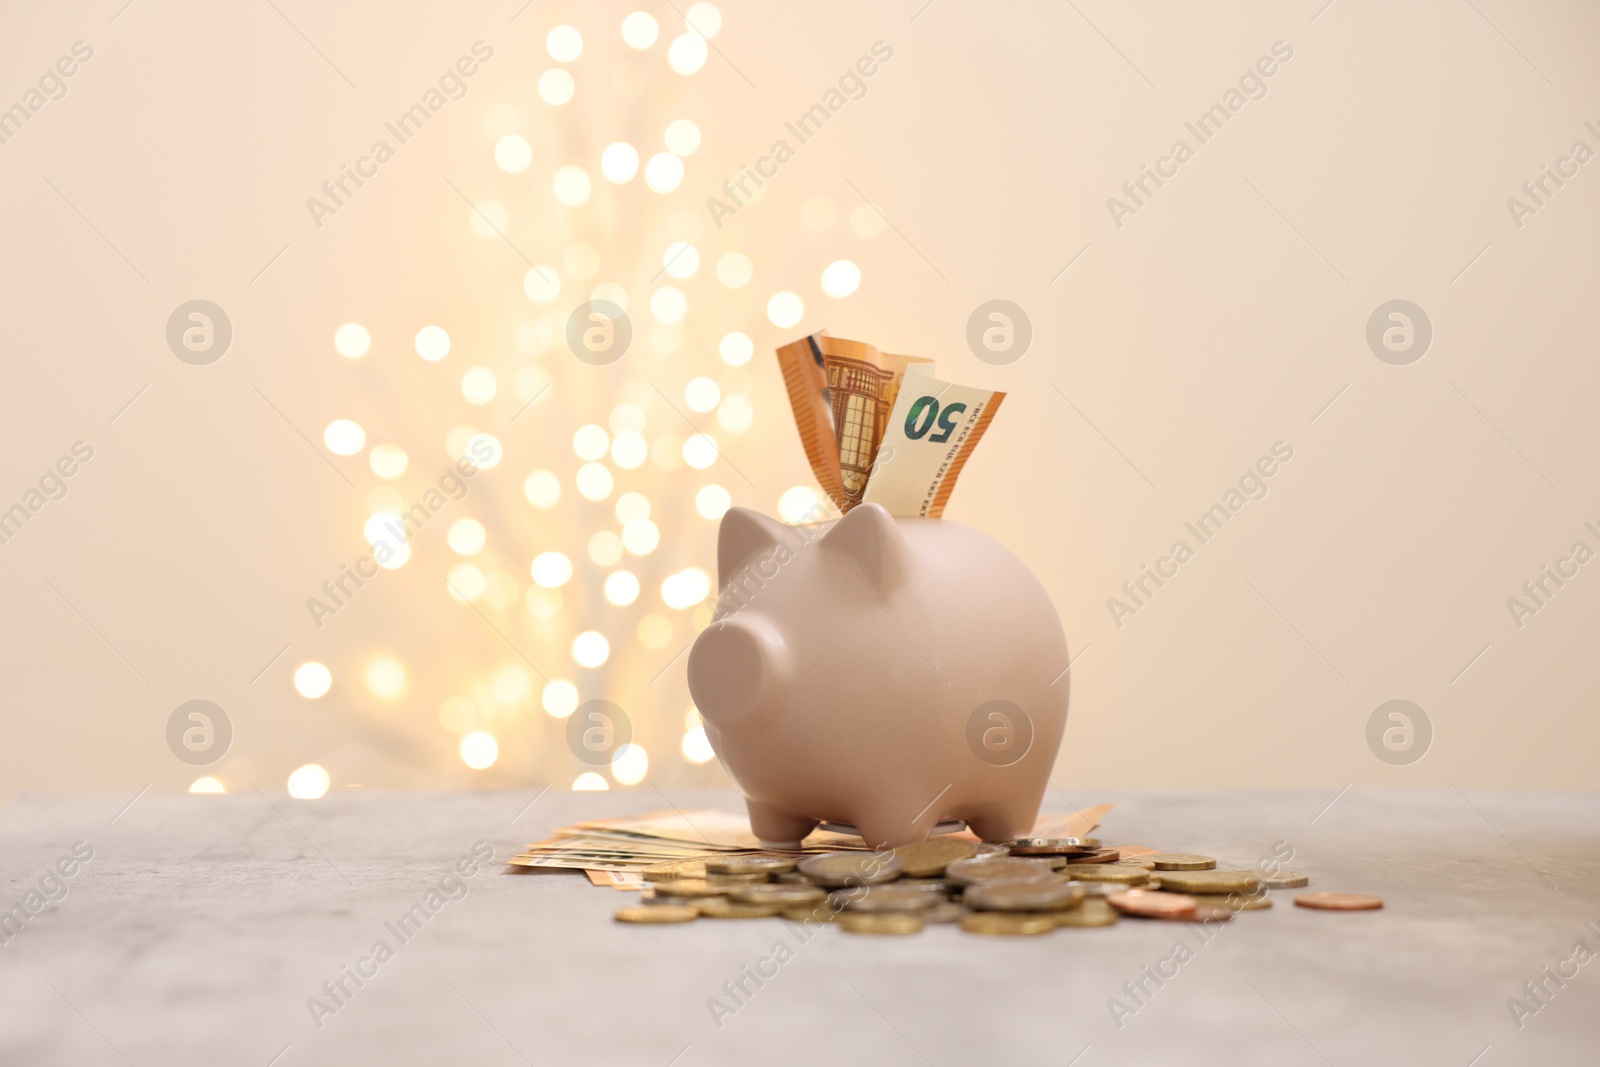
[662,242,699,278]
[715,253,751,289]
[543,679,579,718]
[538,68,575,104]
[415,325,451,361]
[531,551,573,588]
[588,531,624,566]
[615,492,650,523]
[523,266,561,304]
[682,434,718,470]
[461,366,497,405]
[468,199,507,236]
[572,631,610,668]
[622,517,660,555]
[446,563,486,603]
[850,201,887,238]
[695,484,731,519]
[821,259,861,298]
[459,731,499,770]
[334,323,370,358]
[665,119,701,156]
[610,431,648,469]
[293,661,332,699]
[681,726,715,764]
[439,696,475,733]
[684,377,720,413]
[622,11,659,49]
[324,420,365,456]
[720,332,753,366]
[369,444,408,479]
[650,286,686,324]
[662,567,712,610]
[686,2,723,37]
[366,657,408,699]
[605,570,641,606]
[495,134,533,173]
[554,165,592,205]
[465,433,503,468]
[448,518,486,555]
[287,764,330,799]
[644,152,684,192]
[717,394,754,434]
[667,33,707,74]
[524,470,561,509]
[547,25,583,62]
[766,291,803,328]
[573,771,609,791]
[601,142,640,183]
[573,424,610,460]
[526,586,563,618]
[638,613,673,648]
[575,463,614,501]
[189,776,225,794]
[611,743,649,784]
[779,486,822,524]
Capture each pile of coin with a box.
[614,838,1378,934]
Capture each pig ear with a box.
[821,503,905,593]
[717,507,788,586]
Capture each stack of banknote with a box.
[775,331,1005,517]
[509,806,1112,889]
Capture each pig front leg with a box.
[961,802,1038,844]
[746,798,818,850]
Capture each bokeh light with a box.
[573,771,609,791]
[324,420,365,456]
[189,776,225,794]
[415,325,451,361]
[459,731,499,770]
[821,259,862,298]
[572,631,610,668]
[369,443,408,479]
[461,366,497,404]
[531,551,574,588]
[294,661,332,699]
[554,165,592,205]
[682,434,718,469]
[779,486,821,523]
[538,68,575,105]
[601,141,640,183]
[366,657,408,699]
[448,519,487,555]
[662,242,699,278]
[575,462,614,501]
[605,570,641,605]
[767,292,803,328]
[524,470,561,508]
[494,134,533,173]
[543,679,579,718]
[334,323,370,358]
[695,484,731,519]
[287,764,330,800]
[547,25,583,62]
[661,567,711,609]
[644,152,684,192]
[612,743,649,785]
[665,119,701,155]
[622,12,659,48]
[682,725,715,764]
[667,34,707,74]
[715,253,751,288]
[720,331,754,365]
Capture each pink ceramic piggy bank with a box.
[686,503,1069,849]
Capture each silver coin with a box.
[837,887,939,913]
[917,901,970,924]
[797,851,904,888]
[730,883,827,906]
[1259,870,1310,889]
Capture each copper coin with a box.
[1107,889,1197,918]
[1295,892,1383,911]
[1164,905,1233,923]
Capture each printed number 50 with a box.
[904,396,966,444]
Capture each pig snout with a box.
[687,615,790,726]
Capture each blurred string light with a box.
[189,776,226,794]
[306,3,858,787]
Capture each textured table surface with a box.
[1,788,1596,1066]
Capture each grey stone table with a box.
[1,788,1596,1066]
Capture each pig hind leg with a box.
[746,798,818,850]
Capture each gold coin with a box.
[797,851,904,887]
[705,854,797,875]
[1150,854,1216,871]
[959,912,1056,936]
[945,857,1059,887]
[731,883,826,906]
[1054,899,1119,927]
[642,859,707,882]
[1294,892,1382,911]
[965,880,1085,912]
[839,912,924,934]
[615,905,698,923]
[1154,869,1261,894]
[1058,864,1150,884]
[782,904,841,923]
[1187,892,1272,912]
[1259,870,1310,889]
[918,901,970,924]
[649,878,734,897]
[693,897,786,919]
[1111,857,1157,870]
[839,887,939,913]
[891,838,978,877]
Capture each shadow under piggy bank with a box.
[686,503,1070,850]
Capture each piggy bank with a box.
[686,503,1069,849]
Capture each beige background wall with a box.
[1,0,1595,800]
